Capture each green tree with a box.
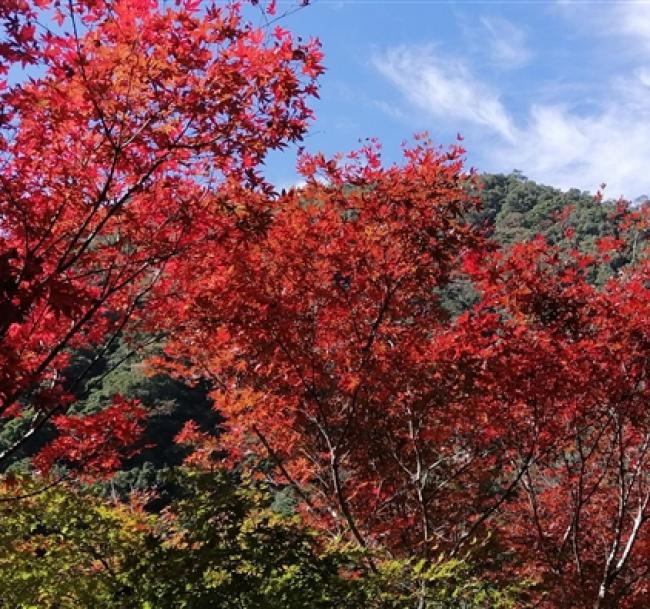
[0,472,361,609]
[0,470,523,609]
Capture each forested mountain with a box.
[478,173,634,269]
[1,337,219,498]
[480,172,612,245]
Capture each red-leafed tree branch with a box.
[0,0,321,474]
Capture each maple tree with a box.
[463,233,650,609]
[151,138,501,556]
[0,0,321,472]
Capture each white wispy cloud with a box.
[555,0,650,57]
[479,16,531,69]
[374,45,650,198]
[372,46,517,142]
[613,3,650,52]
[498,96,650,199]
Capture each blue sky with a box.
[264,0,650,199]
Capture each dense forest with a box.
[1,2,649,608]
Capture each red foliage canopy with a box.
[152,138,496,550]
[0,0,321,472]
[469,238,650,608]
